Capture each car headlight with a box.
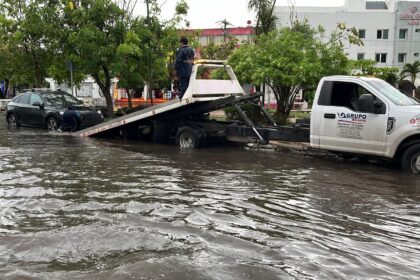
[59,111,64,115]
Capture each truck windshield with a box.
[367,80,419,106]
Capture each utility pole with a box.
[145,0,153,106]
[66,60,75,97]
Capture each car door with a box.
[14,93,32,125]
[318,81,389,156]
[27,93,46,127]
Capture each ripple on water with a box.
[1,121,420,279]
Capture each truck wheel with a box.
[176,127,202,148]
[401,144,420,174]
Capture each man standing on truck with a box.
[175,37,194,100]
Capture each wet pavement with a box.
[0,113,420,279]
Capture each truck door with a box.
[318,81,389,156]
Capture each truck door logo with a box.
[409,114,420,128]
[387,117,395,134]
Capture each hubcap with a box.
[47,119,58,131]
[414,154,420,173]
[180,132,195,148]
[8,115,17,126]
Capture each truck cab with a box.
[310,76,420,173]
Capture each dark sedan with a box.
[6,90,103,131]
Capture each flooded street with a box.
[1,113,420,280]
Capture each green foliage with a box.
[351,60,399,85]
[0,0,55,89]
[248,0,278,35]
[229,20,352,124]
[401,61,420,85]
[201,36,238,60]
[0,0,189,115]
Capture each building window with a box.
[357,53,365,60]
[399,29,408,39]
[358,29,366,39]
[377,29,389,39]
[416,29,420,33]
[375,53,387,63]
[398,53,407,63]
[414,53,419,57]
[366,1,388,9]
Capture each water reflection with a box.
[1,115,420,279]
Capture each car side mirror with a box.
[358,94,374,113]
[33,101,44,109]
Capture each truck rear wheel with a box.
[176,127,204,149]
[401,144,420,174]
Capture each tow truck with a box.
[77,60,308,148]
[77,60,420,173]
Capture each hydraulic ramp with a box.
[78,61,246,138]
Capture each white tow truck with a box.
[77,61,420,173]
[310,76,420,173]
[77,60,308,148]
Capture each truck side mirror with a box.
[373,100,384,114]
[358,94,374,113]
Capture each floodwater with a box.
[0,113,420,280]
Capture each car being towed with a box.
[6,90,103,131]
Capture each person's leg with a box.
[179,77,189,99]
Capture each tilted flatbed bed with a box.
[77,61,309,147]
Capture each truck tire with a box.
[176,127,203,148]
[401,144,420,174]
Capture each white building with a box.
[275,0,420,68]
[46,77,107,106]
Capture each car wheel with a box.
[176,127,205,149]
[46,116,59,131]
[7,113,19,127]
[401,144,420,174]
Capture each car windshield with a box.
[367,79,419,106]
[43,92,81,106]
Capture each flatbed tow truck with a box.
[77,60,308,147]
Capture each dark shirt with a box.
[175,45,194,78]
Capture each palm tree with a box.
[401,61,420,85]
[248,0,278,36]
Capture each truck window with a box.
[318,81,385,114]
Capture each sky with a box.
[134,0,418,29]
[135,0,346,29]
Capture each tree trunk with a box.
[4,79,9,98]
[30,48,43,88]
[125,87,132,110]
[272,86,292,124]
[92,66,113,118]
[261,83,266,108]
